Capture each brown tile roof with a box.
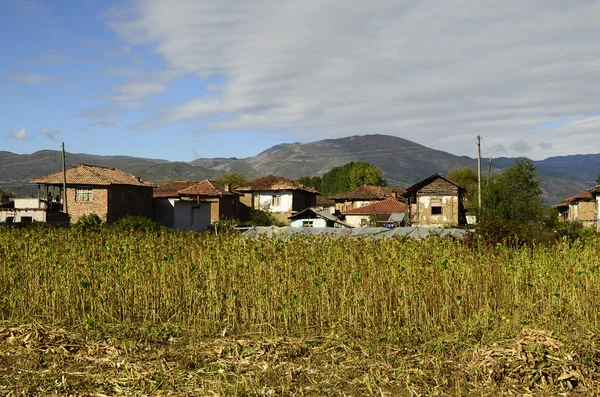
[30,164,156,187]
[331,185,405,201]
[555,191,593,208]
[316,195,335,206]
[342,198,407,215]
[178,180,238,197]
[154,181,198,198]
[589,185,600,194]
[236,175,318,193]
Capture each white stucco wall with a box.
[290,218,328,228]
[0,209,46,223]
[14,198,45,209]
[345,214,369,228]
[174,200,211,231]
[254,191,293,213]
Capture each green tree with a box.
[596,173,600,186]
[319,162,385,196]
[447,167,478,209]
[298,176,323,191]
[216,172,247,187]
[482,158,544,225]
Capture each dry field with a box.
[2,227,600,395]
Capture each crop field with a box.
[2,227,600,395]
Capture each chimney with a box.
[392,191,398,199]
[224,183,231,192]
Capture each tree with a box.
[482,158,544,225]
[596,173,600,186]
[216,172,247,187]
[319,162,385,196]
[447,167,478,210]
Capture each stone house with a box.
[554,191,596,227]
[342,197,407,227]
[401,173,466,227]
[236,175,318,224]
[29,164,155,224]
[330,185,406,213]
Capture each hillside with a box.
[1,135,598,203]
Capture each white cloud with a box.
[40,128,59,141]
[8,128,30,140]
[107,0,600,159]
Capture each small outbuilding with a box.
[289,208,350,228]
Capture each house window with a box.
[76,188,93,202]
[302,220,313,227]
[431,206,442,215]
[272,195,282,207]
[21,216,33,223]
[6,216,14,224]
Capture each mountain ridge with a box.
[1,134,598,204]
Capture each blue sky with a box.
[2,0,600,161]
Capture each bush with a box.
[473,219,555,248]
[113,215,161,232]
[75,214,102,230]
[247,209,284,226]
[210,218,239,235]
[554,221,596,244]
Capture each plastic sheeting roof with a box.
[243,226,473,240]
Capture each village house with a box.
[330,185,406,213]
[0,189,15,205]
[236,175,318,224]
[589,185,600,232]
[154,179,240,231]
[315,195,336,214]
[554,191,596,227]
[402,173,466,227]
[29,164,155,224]
[289,207,350,228]
[342,197,407,227]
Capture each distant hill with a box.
[1,135,598,204]
[0,151,217,197]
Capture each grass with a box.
[2,226,600,394]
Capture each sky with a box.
[2,0,600,162]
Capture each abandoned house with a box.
[554,191,596,227]
[401,173,466,227]
[236,175,318,224]
[29,163,155,224]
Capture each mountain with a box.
[1,135,598,204]
[0,151,217,197]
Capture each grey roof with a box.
[289,207,351,227]
[388,213,405,222]
[243,226,473,240]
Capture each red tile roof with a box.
[589,185,600,194]
[236,175,318,193]
[342,198,406,215]
[30,164,156,187]
[331,185,405,201]
[555,191,593,208]
[154,181,199,198]
[178,180,238,197]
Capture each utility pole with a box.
[477,136,482,212]
[61,142,68,214]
